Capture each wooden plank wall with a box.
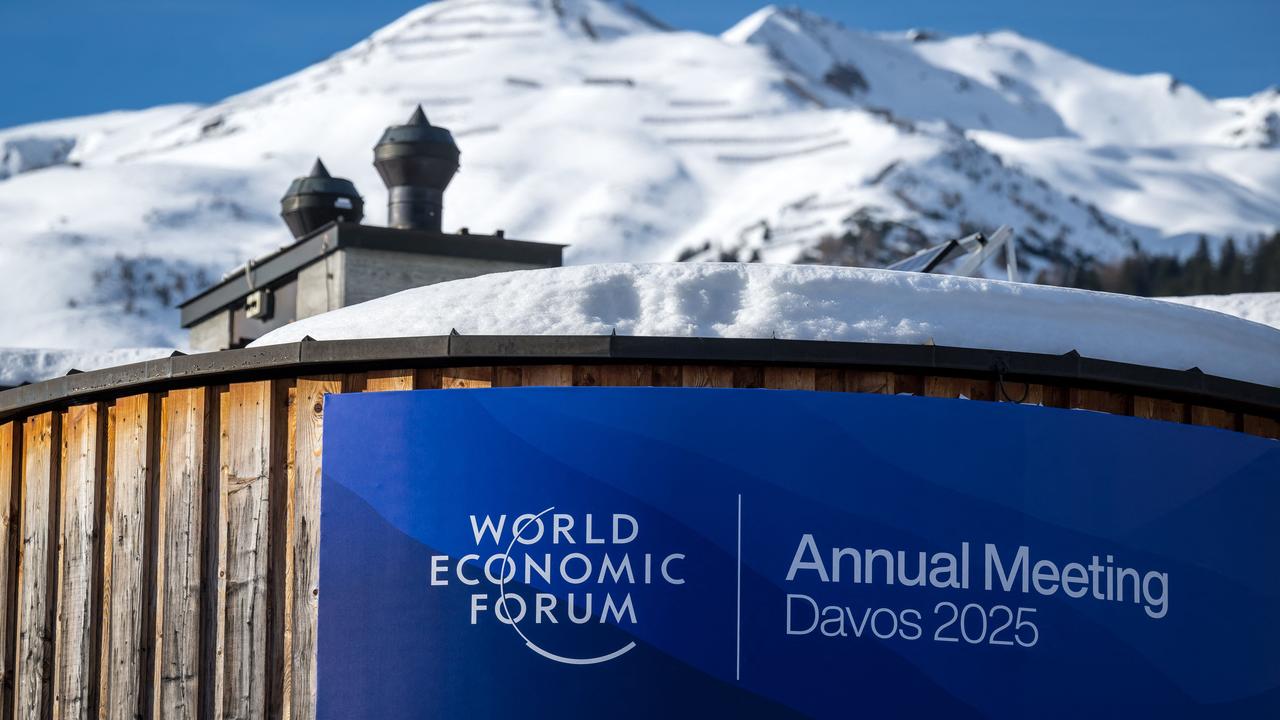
[100,394,158,720]
[16,413,59,720]
[153,388,210,720]
[0,362,1272,720]
[53,403,104,720]
[0,423,20,720]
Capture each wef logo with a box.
[429,506,689,665]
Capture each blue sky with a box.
[2,0,1276,129]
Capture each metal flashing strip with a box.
[1,335,1277,422]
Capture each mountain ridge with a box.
[0,0,1276,349]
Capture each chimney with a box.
[373,105,460,232]
[280,158,363,239]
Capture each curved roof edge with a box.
[1,335,1277,422]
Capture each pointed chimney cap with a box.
[280,157,364,239]
[375,105,458,150]
[282,157,357,200]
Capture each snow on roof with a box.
[1160,292,1280,331]
[251,263,1280,388]
[0,347,173,388]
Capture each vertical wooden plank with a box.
[575,365,650,387]
[1069,388,1130,415]
[16,412,60,720]
[287,377,342,720]
[1132,397,1186,424]
[1041,385,1069,408]
[205,389,230,720]
[924,377,965,399]
[651,366,682,387]
[966,379,994,402]
[521,366,573,387]
[267,383,291,720]
[924,376,993,401]
[96,407,116,720]
[413,369,442,390]
[216,381,286,720]
[152,389,211,720]
[281,385,297,720]
[599,365,651,386]
[52,404,105,720]
[0,423,20,720]
[492,367,523,388]
[893,373,923,396]
[680,366,733,389]
[100,395,160,720]
[1190,406,1236,431]
[441,368,492,389]
[363,371,414,393]
[814,368,844,392]
[762,367,816,391]
[847,371,894,395]
[1242,415,1280,439]
[731,367,764,389]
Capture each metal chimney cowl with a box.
[279,158,364,239]
[373,105,460,232]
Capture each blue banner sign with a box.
[319,388,1280,718]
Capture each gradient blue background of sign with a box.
[319,387,1280,718]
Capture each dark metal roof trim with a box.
[2,335,1277,422]
[178,223,566,327]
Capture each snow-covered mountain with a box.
[1,0,1276,350]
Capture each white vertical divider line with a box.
[736,492,742,682]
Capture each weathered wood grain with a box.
[268,382,291,720]
[814,368,844,392]
[924,376,993,402]
[414,368,442,390]
[204,389,229,720]
[490,366,519,387]
[16,412,60,720]
[281,385,298,720]
[651,365,682,387]
[152,389,211,720]
[96,406,116,720]
[216,381,287,720]
[363,371,414,393]
[1243,415,1280,439]
[99,395,159,720]
[510,365,568,387]
[441,367,493,389]
[1132,397,1186,424]
[846,371,894,395]
[575,365,650,387]
[286,377,341,720]
[893,373,923,396]
[1069,388,1130,415]
[1041,385,1069,408]
[680,366,733,388]
[0,423,19,720]
[762,367,816,391]
[52,404,105,720]
[1190,406,1237,431]
[731,366,764,389]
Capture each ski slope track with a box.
[1,0,1277,350]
